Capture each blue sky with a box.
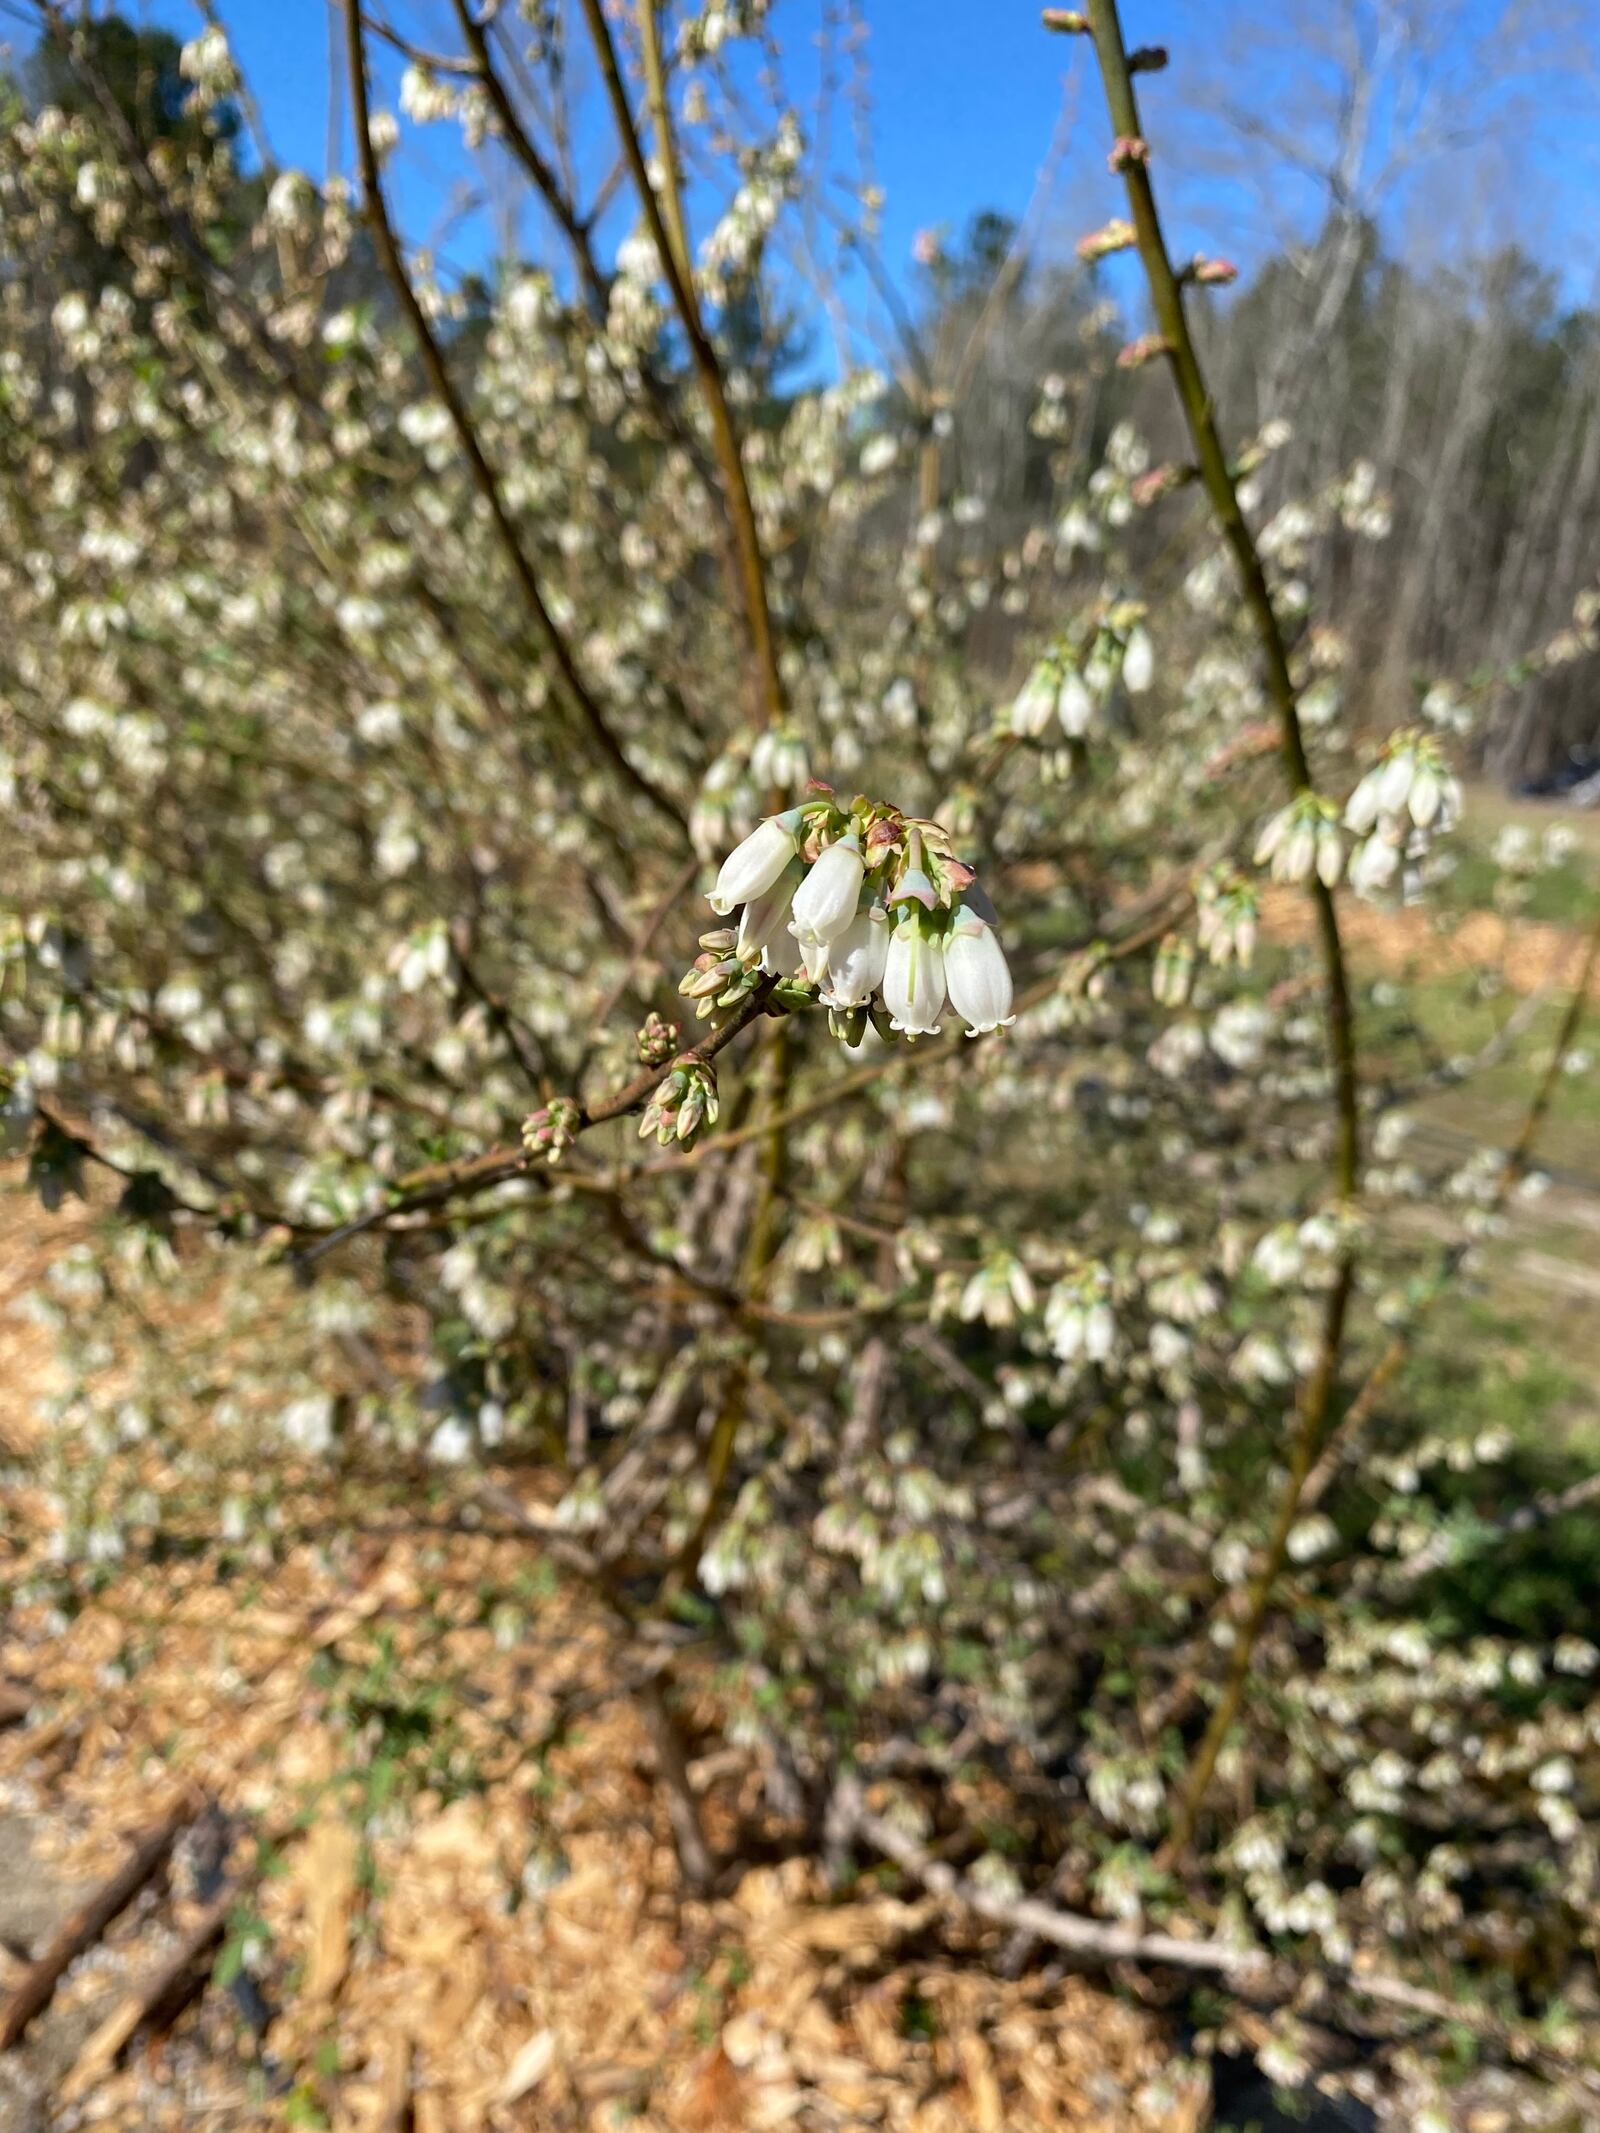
[27,0,1599,316]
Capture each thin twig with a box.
[575,0,785,723]
[341,0,685,834]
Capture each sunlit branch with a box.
[575,0,787,725]
[1064,0,1366,1864]
[342,0,687,835]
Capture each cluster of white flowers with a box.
[1009,608,1153,743]
[1254,792,1344,887]
[696,793,1014,1042]
[1343,730,1461,898]
[178,25,240,104]
[1045,1265,1116,1365]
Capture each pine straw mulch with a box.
[0,1508,1208,2133]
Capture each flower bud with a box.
[637,1012,677,1065]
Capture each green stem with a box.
[1075,0,1363,1861]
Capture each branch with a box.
[574,0,786,724]
[841,1787,1600,2092]
[341,0,686,835]
[1071,0,1364,1865]
[291,977,782,1267]
[0,1792,196,2047]
[841,1785,1268,1977]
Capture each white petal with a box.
[1057,669,1095,737]
[709,814,799,914]
[1376,751,1415,818]
[943,916,1014,1035]
[1011,670,1056,736]
[789,834,865,943]
[1343,770,1383,834]
[821,903,889,1008]
[1408,764,1442,827]
[882,921,945,1035]
[1122,625,1154,694]
[736,860,801,962]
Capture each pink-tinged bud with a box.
[888,865,937,911]
[1076,216,1137,262]
[1108,135,1150,172]
[1116,333,1172,370]
[1192,256,1238,286]
[1041,7,1090,30]
[1131,463,1189,508]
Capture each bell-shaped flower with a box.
[709,809,803,914]
[790,831,865,945]
[1316,820,1344,888]
[1057,667,1095,737]
[1376,748,1416,819]
[1343,765,1385,835]
[1121,624,1154,695]
[882,908,946,1036]
[1011,665,1057,737]
[736,859,803,971]
[795,928,831,986]
[822,900,889,1009]
[1407,756,1459,831]
[943,906,1015,1035]
[1349,830,1401,897]
[960,1253,1037,1328]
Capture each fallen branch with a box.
[842,1784,1600,2091]
[0,1790,195,2049]
[841,1784,1268,1978]
[57,1884,236,2103]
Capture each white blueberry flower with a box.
[1316,819,1344,887]
[708,809,803,914]
[1121,624,1154,694]
[1376,748,1416,818]
[882,909,946,1036]
[1057,667,1095,737]
[821,900,889,1008]
[943,907,1015,1036]
[960,1254,1036,1327]
[736,859,803,970]
[750,722,808,793]
[1343,765,1387,835]
[1011,664,1057,737]
[790,831,865,945]
[1348,831,1402,898]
